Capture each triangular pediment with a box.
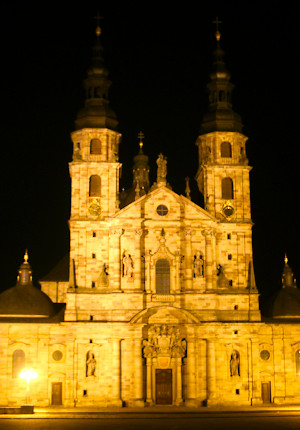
[114,186,217,222]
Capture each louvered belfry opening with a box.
[156,259,170,294]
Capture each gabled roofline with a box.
[113,185,218,222]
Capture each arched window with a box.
[12,349,25,378]
[221,141,232,158]
[219,90,226,102]
[222,177,234,199]
[156,259,170,294]
[89,175,101,197]
[90,139,101,154]
[296,350,300,374]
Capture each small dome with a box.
[269,287,300,319]
[266,255,299,319]
[0,251,55,318]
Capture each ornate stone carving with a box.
[86,351,97,377]
[201,228,217,238]
[109,228,124,237]
[142,325,186,359]
[185,229,193,238]
[135,228,143,237]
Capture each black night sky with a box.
[0,2,299,309]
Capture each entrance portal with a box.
[261,382,271,404]
[155,369,172,404]
[51,382,62,405]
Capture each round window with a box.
[156,205,168,216]
[52,350,63,361]
[260,350,270,361]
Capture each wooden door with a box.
[51,382,62,405]
[261,382,271,404]
[156,369,172,405]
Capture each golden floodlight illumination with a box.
[19,368,38,384]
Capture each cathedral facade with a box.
[0,24,299,408]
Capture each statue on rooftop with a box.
[156,153,167,183]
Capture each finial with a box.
[160,228,166,245]
[213,16,222,41]
[137,131,144,150]
[24,249,29,263]
[94,12,103,37]
[284,253,288,264]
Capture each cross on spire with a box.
[94,12,103,37]
[137,131,144,149]
[213,16,222,41]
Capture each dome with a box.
[269,287,300,319]
[0,252,55,318]
[266,255,299,319]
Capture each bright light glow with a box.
[19,368,38,384]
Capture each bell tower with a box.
[68,22,122,290]
[195,25,251,223]
[196,22,256,293]
[69,22,121,221]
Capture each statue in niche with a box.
[86,351,97,377]
[156,153,167,181]
[230,350,240,377]
[193,252,204,277]
[122,252,133,277]
[96,263,109,287]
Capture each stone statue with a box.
[185,177,191,200]
[122,252,133,277]
[193,252,204,277]
[86,351,97,377]
[156,153,167,182]
[73,142,82,161]
[96,264,109,287]
[217,264,229,288]
[230,350,240,377]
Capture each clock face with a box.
[88,199,101,218]
[223,201,234,218]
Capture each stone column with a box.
[144,250,152,293]
[132,338,144,407]
[134,229,143,291]
[185,339,197,407]
[110,339,123,407]
[176,358,183,405]
[109,228,123,292]
[184,230,193,291]
[146,357,153,405]
[206,339,216,404]
[203,230,214,290]
[175,251,181,293]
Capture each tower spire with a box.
[75,16,118,131]
[213,16,222,42]
[200,20,242,133]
